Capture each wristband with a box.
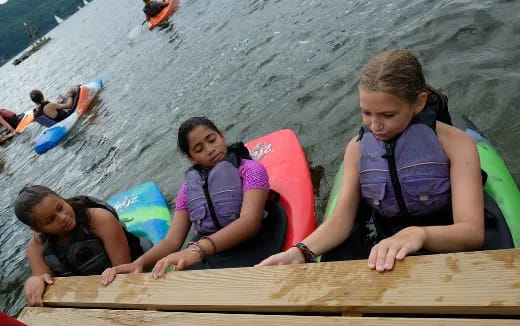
[292,242,317,263]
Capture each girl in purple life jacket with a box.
[258,49,485,271]
[102,117,282,284]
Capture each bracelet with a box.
[188,242,206,261]
[292,242,317,263]
[200,236,217,255]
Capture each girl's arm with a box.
[152,188,269,277]
[89,208,132,266]
[0,116,15,132]
[134,210,191,268]
[24,236,55,306]
[368,122,484,272]
[101,209,191,285]
[422,122,484,250]
[257,137,362,266]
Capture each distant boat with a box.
[54,15,64,24]
[83,0,89,5]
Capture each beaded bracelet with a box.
[292,242,317,263]
[200,236,217,255]
[188,242,206,261]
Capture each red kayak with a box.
[246,129,316,250]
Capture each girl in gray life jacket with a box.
[14,186,150,306]
[102,117,283,285]
[258,49,485,271]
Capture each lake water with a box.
[1,0,519,316]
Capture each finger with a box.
[375,244,389,272]
[395,246,409,260]
[152,261,163,279]
[383,246,399,271]
[156,259,171,278]
[42,275,54,284]
[368,246,378,269]
[176,259,185,271]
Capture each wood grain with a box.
[18,308,520,326]
[42,249,520,315]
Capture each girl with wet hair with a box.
[14,185,148,306]
[102,116,283,285]
[258,49,484,270]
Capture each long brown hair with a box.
[359,49,447,108]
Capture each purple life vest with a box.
[359,114,451,218]
[186,147,247,235]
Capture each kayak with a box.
[108,182,171,245]
[324,114,520,248]
[246,129,316,250]
[148,0,178,30]
[14,109,35,133]
[33,78,103,154]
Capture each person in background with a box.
[0,108,23,142]
[143,0,169,21]
[30,89,75,123]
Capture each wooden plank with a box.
[17,308,520,326]
[42,249,520,315]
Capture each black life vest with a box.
[43,196,144,276]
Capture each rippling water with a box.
[1,0,519,316]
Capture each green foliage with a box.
[0,0,85,65]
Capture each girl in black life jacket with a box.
[14,185,145,306]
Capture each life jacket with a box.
[43,196,146,276]
[186,143,252,235]
[0,109,20,128]
[143,1,164,17]
[358,94,451,221]
[33,101,57,127]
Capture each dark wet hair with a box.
[30,90,44,104]
[14,185,92,234]
[14,185,60,227]
[177,116,221,157]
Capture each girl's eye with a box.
[208,135,216,143]
[362,111,371,116]
[383,114,395,118]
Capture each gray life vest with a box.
[186,143,251,235]
[358,96,451,219]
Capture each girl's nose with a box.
[371,119,383,132]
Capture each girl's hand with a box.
[255,247,305,267]
[152,248,202,278]
[101,262,143,286]
[24,274,54,307]
[368,226,426,272]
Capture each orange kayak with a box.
[148,0,178,30]
[14,110,35,133]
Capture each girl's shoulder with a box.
[436,121,477,160]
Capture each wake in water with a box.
[54,15,64,24]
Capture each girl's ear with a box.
[414,91,428,114]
